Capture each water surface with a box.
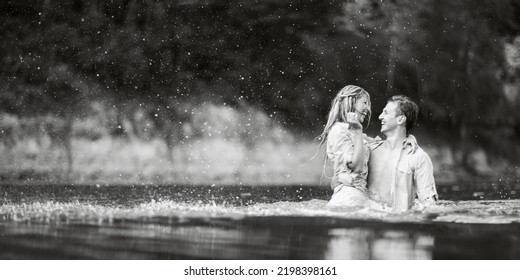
[0,184,519,259]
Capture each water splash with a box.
[2,199,520,225]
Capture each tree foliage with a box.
[1,0,519,154]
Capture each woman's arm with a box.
[345,113,364,173]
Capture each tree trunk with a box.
[387,35,397,95]
[459,29,475,172]
[64,115,73,180]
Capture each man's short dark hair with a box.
[388,95,419,134]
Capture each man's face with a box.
[378,101,402,134]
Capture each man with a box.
[367,95,438,212]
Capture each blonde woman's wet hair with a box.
[317,85,371,149]
[304,85,371,185]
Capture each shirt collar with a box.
[369,135,413,151]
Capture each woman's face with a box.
[353,94,370,123]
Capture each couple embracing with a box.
[319,85,438,212]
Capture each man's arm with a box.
[413,151,438,205]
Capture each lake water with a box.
[0,184,519,259]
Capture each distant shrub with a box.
[190,103,294,146]
[0,113,19,147]
[191,104,241,139]
[73,116,109,141]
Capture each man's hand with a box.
[412,195,437,211]
[405,134,419,154]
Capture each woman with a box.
[318,85,373,207]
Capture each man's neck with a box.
[383,129,407,150]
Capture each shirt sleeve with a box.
[366,136,383,151]
[327,124,355,166]
[413,151,438,203]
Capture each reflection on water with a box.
[325,229,434,259]
[1,198,520,259]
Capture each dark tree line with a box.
[1,0,520,170]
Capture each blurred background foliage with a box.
[1,0,520,184]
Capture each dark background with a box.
[1,0,520,184]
